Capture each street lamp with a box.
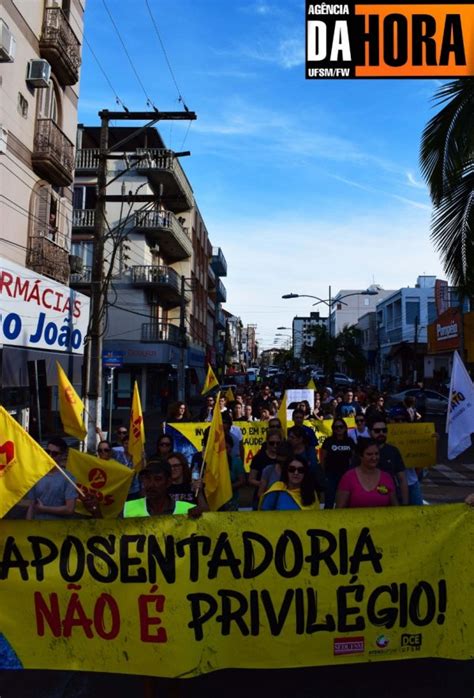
[282,286,379,338]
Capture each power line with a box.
[101,0,158,110]
[143,0,189,111]
[83,35,129,112]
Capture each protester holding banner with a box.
[320,419,355,509]
[199,395,215,421]
[167,452,209,511]
[24,438,78,520]
[124,460,196,517]
[243,404,256,421]
[336,439,398,509]
[260,455,319,511]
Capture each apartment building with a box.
[71,125,226,413]
[0,0,87,433]
[292,312,328,360]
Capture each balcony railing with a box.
[208,264,216,288]
[75,149,100,171]
[135,210,192,262]
[40,7,81,85]
[211,246,227,277]
[72,209,95,228]
[27,234,71,285]
[136,148,194,212]
[216,277,227,303]
[70,266,92,286]
[141,322,180,344]
[32,119,74,186]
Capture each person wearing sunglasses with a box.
[24,438,78,520]
[369,419,409,505]
[258,441,293,499]
[336,439,398,509]
[320,419,355,509]
[348,415,370,443]
[248,428,283,508]
[155,434,174,459]
[260,456,319,511]
[97,440,113,461]
[96,424,128,448]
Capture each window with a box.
[428,301,437,324]
[37,80,59,123]
[364,297,369,306]
[73,185,97,210]
[17,93,28,118]
[71,242,93,267]
[406,299,420,325]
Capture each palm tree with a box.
[420,79,474,294]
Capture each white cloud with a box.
[211,209,443,347]
[406,171,426,189]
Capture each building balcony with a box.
[26,233,70,285]
[135,210,192,262]
[211,247,227,277]
[135,148,194,213]
[70,266,92,288]
[207,264,216,289]
[207,296,216,315]
[131,265,190,309]
[32,119,74,187]
[141,322,180,344]
[216,308,226,329]
[72,209,95,231]
[75,149,99,172]
[39,7,81,85]
[216,277,227,303]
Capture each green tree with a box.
[304,325,366,380]
[420,79,474,295]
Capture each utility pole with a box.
[85,111,108,452]
[83,108,196,449]
[178,275,187,402]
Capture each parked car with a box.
[333,373,355,388]
[387,388,449,415]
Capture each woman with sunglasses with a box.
[97,440,113,460]
[260,456,319,511]
[248,428,283,509]
[167,452,209,511]
[155,434,174,459]
[258,441,293,499]
[320,419,355,509]
[336,439,398,508]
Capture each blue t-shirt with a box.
[27,469,77,520]
[261,490,301,511]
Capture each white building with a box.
[330,285,395,335]
[292,312,328,360]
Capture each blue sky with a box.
[78,0,444,348]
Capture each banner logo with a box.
[306,2,474,79]
[88,467,107,490]
[0,440,15,474]
[333,636,365,655]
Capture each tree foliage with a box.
[303,325,367,380]
[420,79,474,295]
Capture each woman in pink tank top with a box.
[336,439,398,508]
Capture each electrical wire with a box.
[101,0,158,110]
[143,0,189,111]
[83,35,129,112]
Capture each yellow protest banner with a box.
[387,422,437,469]
[0,505,473,676]
[66,449,133,519]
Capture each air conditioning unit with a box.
[0,20,16,62]
[26,59,51,88]
[68,255,83,273]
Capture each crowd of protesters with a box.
[5,376,457,522]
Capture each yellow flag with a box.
[225,387,235,403]
[203,393,232,511]
[129,381,145,468]
[277,391,288,438]
[201,365,219,395]
[0,406,56,518]
[307,378,317,390]
[56,361,87,441]
[66,449,133,519]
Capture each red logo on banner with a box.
[65,387,76,405]
[88,468,107,490]
[0,441,15,472]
